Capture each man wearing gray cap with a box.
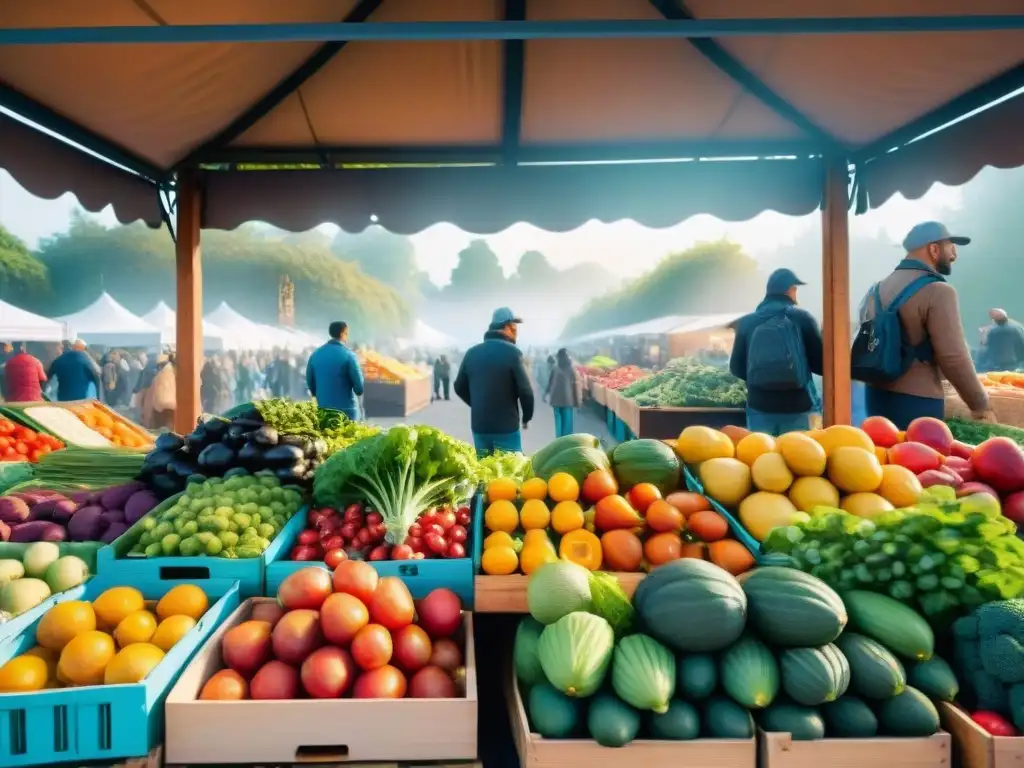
[858,221,993,428]
[730,268,824,435]
[454,307,534,455]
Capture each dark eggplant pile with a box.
[140,415,327,497]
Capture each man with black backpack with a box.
[730,268,824,435]
[852,221,994,428]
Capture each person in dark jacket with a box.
[729,269,824,435]
[306,321,364,420]
[47,340,103,402]
[454,308,534,456]
[545,348,580,438]
[433,355,451,401]
[981,308,1024,371]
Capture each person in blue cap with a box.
[454,307,534,456]
[729,268,824,435]
[858,221,993,428]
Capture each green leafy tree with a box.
[0,223,50,305]
[441,239,506,299]
[560,240,762,339]
[513,250,559,290]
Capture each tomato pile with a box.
[0,416,64,462]
[290,503,473,565]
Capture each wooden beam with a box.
[821,158,852,426]
[174,172,203,434]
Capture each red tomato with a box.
[350,624,393,670]
[332,560,379,603]
[297,529,319,546]
[324,548,348,569]
[29,450,42,463]
[368,577,415,630]
[627,483,662,513]
[0,421,13,435]
[14,443,28,455]
[368,545,390,561]
[0,437,11,451]
[972,711,1019,736]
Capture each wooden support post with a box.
[821,158,852,426]
[174,172,203,434]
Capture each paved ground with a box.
[369,393,616,453]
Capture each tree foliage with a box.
[440,239,506,300]
[560,240,762,339]
[31,213,411,339]
[332,226,421,297]
[0,223,51,305]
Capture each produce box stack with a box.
[476,434,758,612]
[1,401,151,450]
[358,350,432,417]
[163,563,477,764]
[616,358,746,440]
[0,577,240,766]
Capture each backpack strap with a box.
[884,274,942,313]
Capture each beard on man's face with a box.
[937,257,953,276]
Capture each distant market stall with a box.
[142,301,226,351]
[570,314,741,369]
[55,293,161,350]
[0,300,69,343]
[358,350,431,418]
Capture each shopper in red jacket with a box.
[3,344,47,402]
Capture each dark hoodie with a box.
[454,330,535,434]
[729,294,824,413]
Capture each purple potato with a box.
[124,490,159,524]
[0,497,30,524]
[103,509,126,525]
[51,500,79,525]
[100,522,128,543]
[0,520,9,542]
[67,505,106,541]
[100,482,147,512]
[9,520,67,542]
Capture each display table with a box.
[362,377,432,418]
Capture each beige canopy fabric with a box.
[0,0,1021,226]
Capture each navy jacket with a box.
[985,322,1024,370]
[47,350,102,402]
[454,331,535,435]
[305,340,364,412]
[730,295,824,413]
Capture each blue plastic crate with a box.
[96,492,307,597]
[264,497,481,604]
[683,465,761,555]
[0,575,240,766]
[605,407,615,431]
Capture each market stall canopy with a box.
[203,302,304,351]
[142,301,228,350]
[56,292,162,348]
[396,320,460,351]
[569,313,743,344]
[0,300,70,343]
[0,1,1022,230]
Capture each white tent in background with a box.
[56,292,161,348]
[397,320,459,350]
[0,300,70,342]
[142,301,227,350]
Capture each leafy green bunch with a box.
[254,398,380,454]
[623,357,746,408]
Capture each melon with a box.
[526,561,591,625]
[537,611,614,698]
[611,634,676,713]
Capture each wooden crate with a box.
[591,383,607,407]
[474,572,644,613]
[114,745,482,768]
[759,728,951,768]
[362,377,432,417]
[621,405,746,440]
[506,662,754,768]
[940,702,1024,768]
[164,598,478,765]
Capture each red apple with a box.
[1001,490,1024,524]
[917,468,962,489]
[905,417,954,455]
[972,437,1024,494]
[951,440,976,460]
[956,481,1000,500]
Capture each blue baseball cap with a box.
[490,307,523,327]
[766,268,806,295]
[902,221,970,252]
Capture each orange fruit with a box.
[156,584,209,622]
[0,654,49,693]
[114,610,158,647]
[519,477,547,501]
[151,615,197,652]
[708,540,756,576]
[877,464,923,508]
[36,601,97,651]
[487,478,517,503]
[104,643,165,684]
[548,473,580,503]
[736,433,776,466]
[841,493,895,519]
[816,425,876,457]
[92,587,145,630]
[57,630,116,686]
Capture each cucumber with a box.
[704,696,755,739]
[721,634,779,709]
[876,686,940,737]
[648,699,701,740]
[779,644,849,706]
[760,702,826,741]
[822,696,879,738]
[908,656,959,703]
[587,693,641,747]
[677,653,718,700]
[835,632,906,699]
[842,590,935,660]
[742,566,847,646]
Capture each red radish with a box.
[446,542,466,559]
[449,525,468,544]
[391,544,414,560]
[1002,490,1024,524]
[456,507,472,526]
[297,529,319,546]
[365,511,383,527]
[357,529,374,547]
[425,533,447,555]
[369,545,390,561]
[321,535,343,552]
[425,523,445,538]
[308,508,332,526]
[339,522,358,540]
[436,510,457,531]
[408,665,456,698]
[406,536,425,553]
[291,545,319,561]
[417,589,462,638]
[407,523,423,538]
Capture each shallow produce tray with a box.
[939,702,1023,768]
[0,401,114,448]
[0,575,240,767]
[96,492,307,598]
[758,728,951,768]
[265,495,481,602]
[506,662,754,768]
[164,597,478,765]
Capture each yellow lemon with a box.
[104,643,165,685]
[520,477,548,501]
[698,458,752,507]
[551,501,585,534]
[484,500,519,533]
[519,499,551,530]
[828,446,884,494]
[0,654,49,693]
[35,600,97,651]
[523,529,554,549]
[150,615,197,652]
[487,477,518,503]
[519,545,558,575]
[156,584,209,622]
[736,433,776,466]
[840,493,895,519]
[57,630,116,686]
[751,452,794,494]
[481,546,519,575]
[776,432,827,477]
[877,464,923,508]
[677,426,735,464]
[738,492,808,542]
[483,531,516,550]
[114,610,158,647]
[816,424,876,457]
[547,473,580,503]
[788,476,841,512]
[92,587,144,630]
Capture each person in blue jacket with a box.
[47,339,103,402]
[305,321,364,420]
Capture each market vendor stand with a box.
[362,376,432,418]
[615,395,745,441]
[758,728,951,768]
